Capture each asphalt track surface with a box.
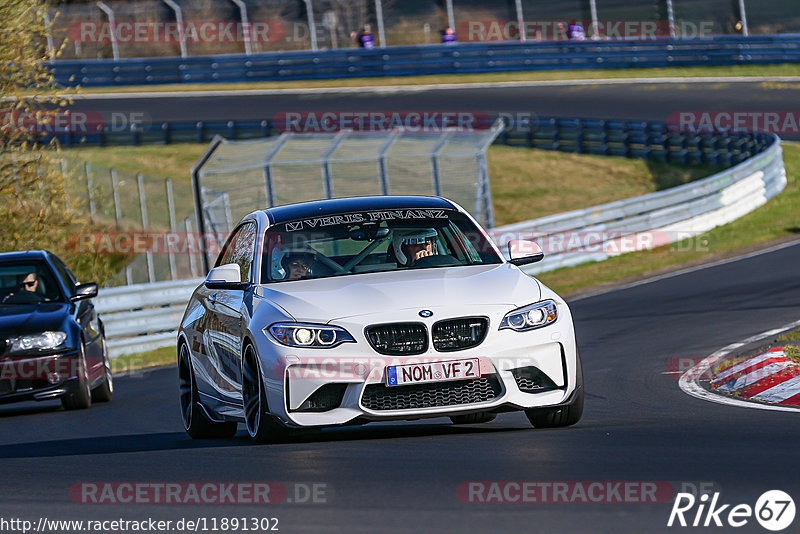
[67,79,800,140]
[2,239,800,533]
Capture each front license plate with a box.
[386,358,480,386]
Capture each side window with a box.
[216,223,257,283]
[50,256,77,295]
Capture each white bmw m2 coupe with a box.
[178,196,582,442]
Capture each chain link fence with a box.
[60,159,203,286]
[193,124,503,270]
[46,0,799,60]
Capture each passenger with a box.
[281,253,314,280]
[567,21,586,41]
[441,27,457,45]
[358,26,375,49]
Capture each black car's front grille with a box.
[0,379,12,395]
[432,317,488,352]
[366,323,428,355]
[361,374,502,411]
[512,367,559,393]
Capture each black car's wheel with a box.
[242,344,290,444]
[450,413,497,425]
[179,343,237,439]
[62,341,92,410]
[525,352,584,428]
[91,336,113,403]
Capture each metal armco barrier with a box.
[489,133,786,275]
[96,278,201,357]
[51,35,800,87]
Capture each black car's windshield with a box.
[0,261,65,304]
[262,209,502,283]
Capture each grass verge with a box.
[70,64,800,94]
[111,346,176,375]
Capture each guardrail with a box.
[94,123,785,357]
[96,278,201,358]
[489,133,786,274]
[51,35,800,87]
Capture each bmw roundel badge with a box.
[419,310,433,318]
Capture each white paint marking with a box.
[710,351,782,384]
[752,375,800,403]
[715,361,793,392]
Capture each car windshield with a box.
[262,209,502,283]
[0,261,65,305]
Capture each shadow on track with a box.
[0,403,62,418]
[0,423,530,458]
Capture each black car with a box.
[0,250,112,409]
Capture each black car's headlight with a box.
[267,323,355,348]
[7,331,68,354]
[499,300,558,332]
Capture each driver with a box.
[2,271,42,303]
[19,272,39,293]
[281,252,315,280]
[391,229,438,266]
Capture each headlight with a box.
[8,331,67,354]
[267,323,355,348]
[499,300,558,332]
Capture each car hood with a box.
[0,303,70,336]
[255,264,540,322]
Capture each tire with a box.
[242,344,290,444]
[450,412,497,425]
[525,352,584,429]
[179,343,238,439]
[91,336,113,403]
[62,342,92,410]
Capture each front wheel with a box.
[62,342,92,410]
[91,336,113,403]
[525,352,584,428]
[242,344,290,444]
[179,343,237,439]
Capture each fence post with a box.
[444,0,455,32]
[514,0,526,41]
[85,162,96,222]
[375,0,386,47]
[166,179,178,280]
[666,0,676,37]
[60,158,70,211]
[162,0,188,57]
[738,0,750,36]
[96,2,120,60]
[137,173,155,283]
[185,217,199,278]
[305,0,318,51]
[589,0,600,40]
[230,0,253,55]
[111,168,122,229]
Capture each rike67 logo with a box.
[668,490,795,531]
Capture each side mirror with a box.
[70,282,98,302]
[507,240,544,266]
[204,263,247,290]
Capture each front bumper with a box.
[255,303,579,428]
[0,351,82,405]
